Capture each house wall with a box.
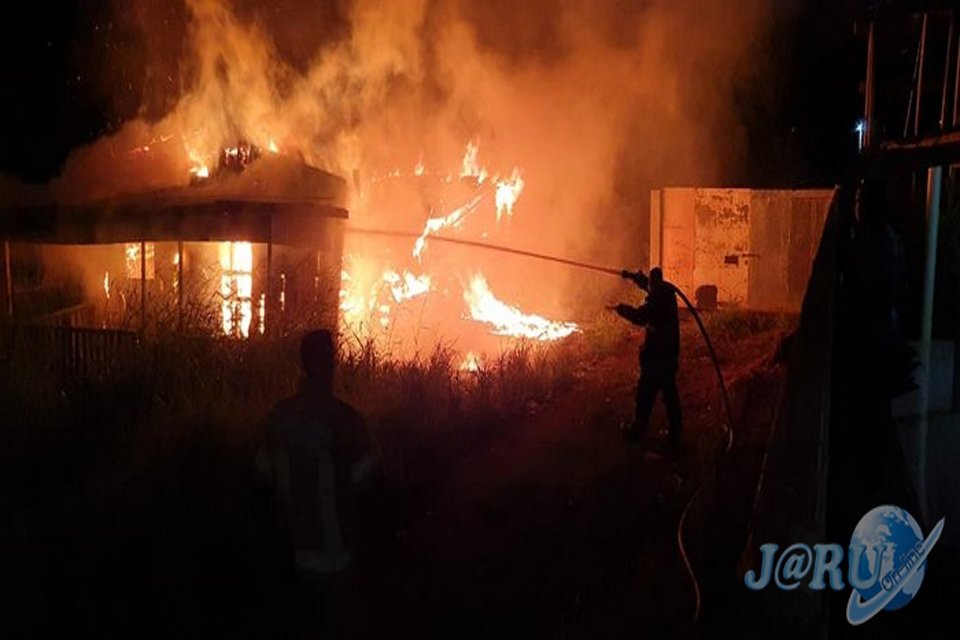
[12,235,344,337]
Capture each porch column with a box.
[140,240,147,332]
[4,241,12,321]
[177,241,184,332]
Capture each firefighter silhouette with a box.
[256,330,377,631]
[614,267,683,445]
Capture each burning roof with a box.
[0,153,347,246]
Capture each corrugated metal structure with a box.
[649,188,834,312]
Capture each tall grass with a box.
[1,302,788,513]
[0,318,585,514]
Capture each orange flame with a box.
[464,274,578,341]
[413,194,484,261]
[186,145,210,179]
[494,169,525,222]
[383,269,432,302]
[220,241,253,338]
[339,262,432,336]
[459,351,482,372]
[460,141,488,183]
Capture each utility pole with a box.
[919,166,942,524]
[941,16,954,131]
[916,13,929,137]
[177,241,184,332]
[140,240,147,333]
[4,241,12,321]
[864,21,875,149]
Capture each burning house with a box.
[0,148,348,339]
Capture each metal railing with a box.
[1,323,138,376]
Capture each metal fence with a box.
[1,323,138,376]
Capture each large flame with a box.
[463,274,579,341]
[186,144,210,180]
[413,194,484,261]
[220,241,253,338]
[125,243,155,279]
[339,260,433,333]
[45,0,770,361]
[383,269,432,302]
[339,140,577,354]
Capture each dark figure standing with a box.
[256,329,378,635]
[614,267,683,445]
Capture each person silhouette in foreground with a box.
[613,267,683,446]
[256,329,377,633]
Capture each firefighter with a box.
[613,267,683,446]
[256,329,377,633]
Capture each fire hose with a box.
[618,271,734,625]
[345,226,736,624]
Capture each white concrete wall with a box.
[654,188,833,312]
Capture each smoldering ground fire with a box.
[2,0,772,361]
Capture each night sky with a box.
[0,0,865,186]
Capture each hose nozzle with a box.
[621,269,649,289]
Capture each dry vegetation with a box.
[0,305,793,636]
[0,316,592,520]
[0,305,791,513]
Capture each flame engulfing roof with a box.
[0,156,348,246]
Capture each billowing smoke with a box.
[46,0,771,348]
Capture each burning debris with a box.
[463,274,579,342]
[383,270,432,303]
[413,194,484,261]
[338,140,577,357]
[189,140,272,185]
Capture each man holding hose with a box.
[613,267,683,447]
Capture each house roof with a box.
[0,157,348,246]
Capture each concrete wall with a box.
[650,188,834,312]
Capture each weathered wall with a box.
[654,188,697,299]
[651,188,833,312]
[694,189,751,305]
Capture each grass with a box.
[0,303,790,531]
[700,308,793,344]
[0,298,791,491]
[0,306,791,636]
[0,319,586,517]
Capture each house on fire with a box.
[0,155,348,339]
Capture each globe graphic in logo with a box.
[849,505,926,611]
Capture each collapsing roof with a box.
[0,156,348,247]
